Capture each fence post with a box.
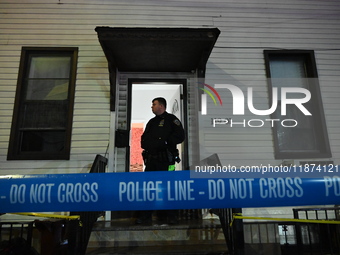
[232,208,245,255]
[293,209,303,255]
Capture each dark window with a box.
[7,47,78,160]
[264,50,331,159]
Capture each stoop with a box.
[85,217,228,254]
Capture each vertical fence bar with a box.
[232,208,245,255]
[293,209,303,255]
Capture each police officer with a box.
[136,97,185,225]
[141,97,185,171]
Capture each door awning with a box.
[95,27,220,73]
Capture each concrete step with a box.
[86,244,229,254]
[86,218,228,254]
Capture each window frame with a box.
[264,50,331,159]
[7,47,78,160]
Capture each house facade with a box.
[1,0,339,219]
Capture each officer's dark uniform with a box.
[141,111,185,171]
[136,111,185,225]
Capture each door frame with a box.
[126,78,189,172]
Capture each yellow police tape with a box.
[230,213,340,227]
[11,213,80,221]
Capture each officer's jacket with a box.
[141,111,185,154]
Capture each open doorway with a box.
[129,81,185,172]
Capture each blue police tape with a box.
[0,171,339,213]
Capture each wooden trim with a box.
[7,47,78,160]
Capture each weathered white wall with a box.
[0,0,339,218]
[200,2,340,167]
[0,0,113,174]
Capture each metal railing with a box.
[69,154,108,255]
[0,221,35,254]
[293,207,340,255]
[212,208,244,255]
[218,207,340,255]
[89,154,108,174]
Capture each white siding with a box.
[115,73,129,172]
[0,0,339,217]
[0,3,112,173]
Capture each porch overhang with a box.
[95,27,220,73]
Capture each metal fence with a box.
[0,221,36,254]
[218,207,340,255]
[293,207,340,255]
